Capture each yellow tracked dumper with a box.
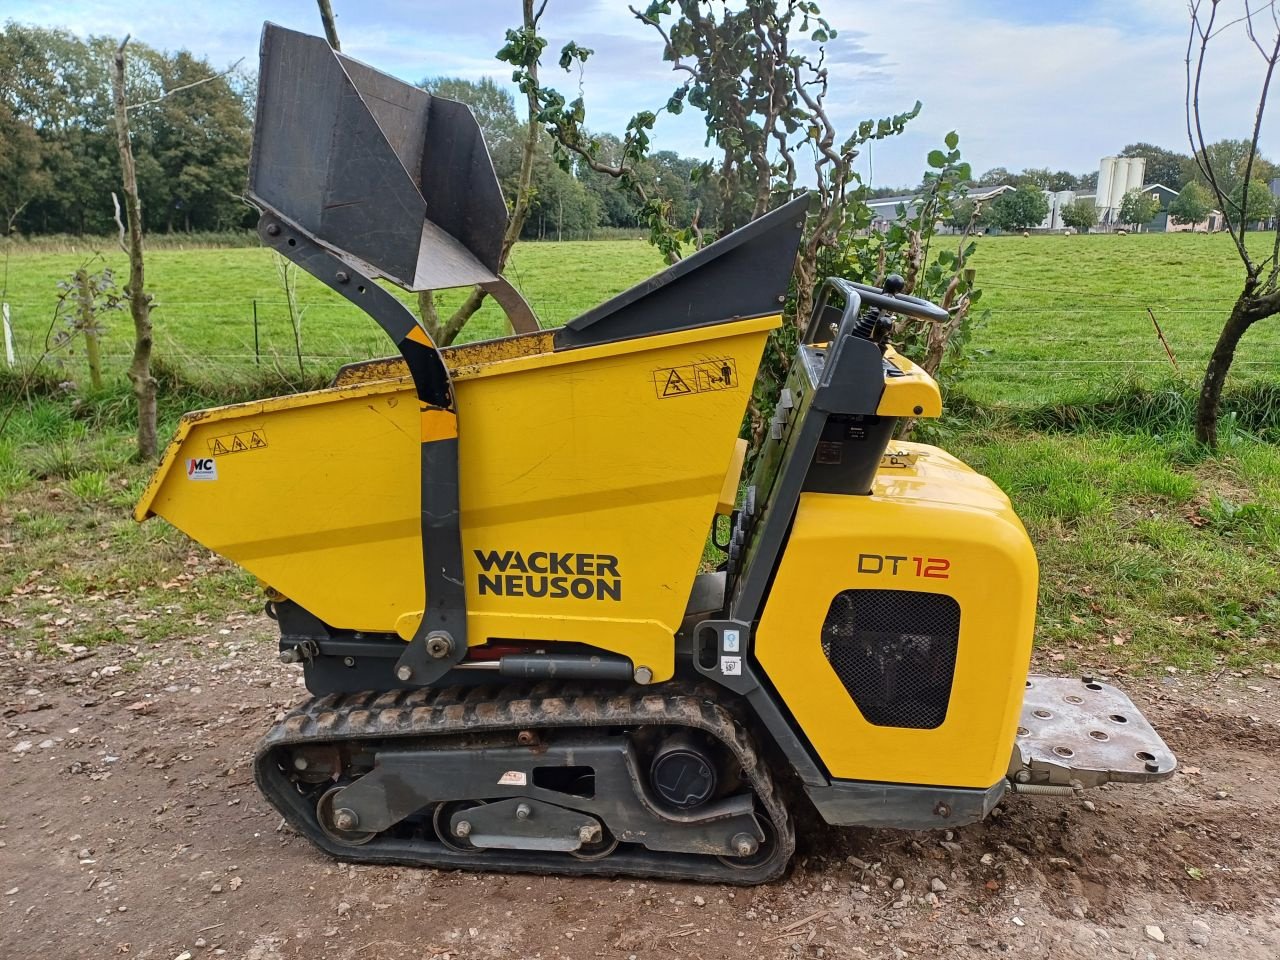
[135,25,1176,883]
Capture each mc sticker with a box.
[497,770,527,786]
[721,655,742,676]
[186,457,217,481]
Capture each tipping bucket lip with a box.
[135,314,779,523]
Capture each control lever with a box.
[803,275,950,352]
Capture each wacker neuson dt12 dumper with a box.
[134,24,1176,883]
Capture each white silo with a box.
[1051,190,1075,229]
[1097,157,1118,214]
[1107,159,1131,212]
[1124,156,1146,194]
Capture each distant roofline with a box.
[865,183,1012,212]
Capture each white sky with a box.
[6,0,1279,186]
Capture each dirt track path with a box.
[3,622,1279,960]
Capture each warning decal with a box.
[653,358,738,399]
[660,368,693,397]
[207,429,268,456]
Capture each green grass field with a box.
[0,239,667,384]
[2,230,1278,677]
[4,231,1280,404]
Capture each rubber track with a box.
[254,682,796,884]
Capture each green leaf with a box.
[927,149,947,169]
[1186,866,1204,881]
[945,131,959,150]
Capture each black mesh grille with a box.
[820,589,960,729]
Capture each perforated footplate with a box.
[1016,675,1177,787]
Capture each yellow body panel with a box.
[876,346,943,418]
[755,442,1038,788]
[717,439,749,516]
[137,317,779,681]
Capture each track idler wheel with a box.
[717,814,777,870]
[316,785,377,846]
[433,800,488,853]
[569,822,620,861]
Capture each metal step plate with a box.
[1016,675,1177,787]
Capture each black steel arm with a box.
[259,215,468,684]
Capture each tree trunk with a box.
[316,0,341,50]
[75,268,104,391]
[418,0,542,345]
[111,40,158,461]
[1195,293,1257,448]
[418,290,442,343]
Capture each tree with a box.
[503,2,981,454]
[1170,181,1213,225]
[139,50,252,231]
[63,265,124,390]
[1018,167,1054,189]
[0,24,251,236]
[1060,198,1098,232]
[506,1,922,312]
[1186,2,1280,447]
[418,0,543,345]
[0,98,47,233]
[316,0,341,50]
[1229,178,1275,226]
[1169,181,1213,225]
[1193,137,1278,202]
[1120,142,1196,189]
[316,2,541,344]
[947,197,977,230]
[526,150,601,238]
[1118,189,1160,228]
[1018,167,1077,191]
[110,38,158,460]
[988,183,1049,231]
[1048,170,1080,191]
[420,77,523,183]
[975,166,1014,186]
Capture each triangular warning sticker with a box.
[211,438,229,454]
[662,369,692,397]
[249,431,267,448]
[231,436,248,452]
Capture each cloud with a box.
[821,0,1280,184]
[6,0,1280,186]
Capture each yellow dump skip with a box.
[137,316,778,680]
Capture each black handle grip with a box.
[829,277,950,324]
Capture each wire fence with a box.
[3,284,1280,396]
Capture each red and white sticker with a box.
[186,457,217,481]
[497,770,527,786]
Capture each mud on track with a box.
[3,625,1279,960]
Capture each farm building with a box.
[866,184,1011,229]
[1035,157,1174,231]
[1166,208,1225,232]
[866,157,1193,234]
